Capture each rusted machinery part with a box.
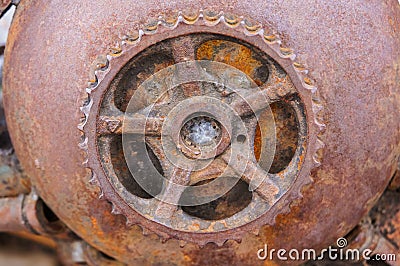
[0,192,66,235]
[82,21,321,246]
[82,243,127,266]
[344,219,399,264]
[57,240,127,266]
[11,231,57,249]
[3,0,400,265]
[369,189,400,258]
[343,184,400,265]
[0,92,31,197]
[0,164,30,197]
[0,195,26,232]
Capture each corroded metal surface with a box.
[0,92,30,197]
[2,0,399,265]
[0,195,26,232]
[0,191,66,235]
[370,188,400,256]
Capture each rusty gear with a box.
[80,11,325,246]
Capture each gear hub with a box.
[182,116,221,147]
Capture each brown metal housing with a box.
[2,0,399,265]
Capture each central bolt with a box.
[181,116,221,147]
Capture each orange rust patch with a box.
[90,217,105,239]
[196,40,265,85]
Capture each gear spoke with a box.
[97,114,164,136]
[154,167,192,219]
[230,84,295,117]
[189,158,228,185]
[261,72,297,101]
[171,36,203,97]
[221,152,279,205]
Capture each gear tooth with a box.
[88,177,98,185]
[280,205,291,216]
[197,239,207,249]
[297,191,303,199]
[126,218,136,227]
[270,215,278,226]
[160,235,171,244]
[98,191,105,200]
[214,239,226,247]
[315,120,326,132]
[233,238,242,244]
[89,172,99,185]
[316,138,325,150]
[111,204,121,215]
[78,136,88,150]
[312,155,322,168]
[312,104,323,116]
[179,240,187,248]
[142,227,152,236]
[250,227,260,236]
